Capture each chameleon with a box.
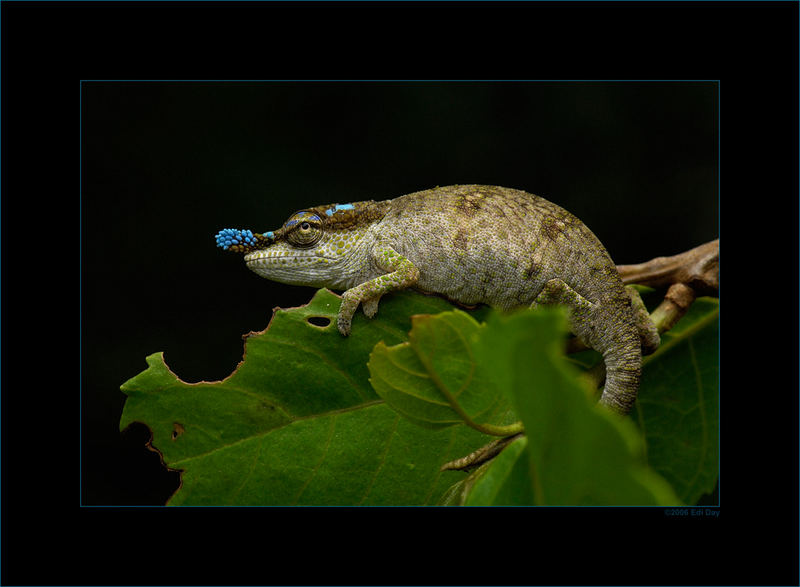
[215,185,659,415]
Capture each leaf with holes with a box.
[120,288,493,505]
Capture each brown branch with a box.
[617,239,718,334]
[440,433,524,472]
[616,239,719,297]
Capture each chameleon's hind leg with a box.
[532,278,641,415]
[625,286,660,356]
[531,278,595,334]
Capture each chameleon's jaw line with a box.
[244,252,339,264]
[244,249,348,288]
[244,251,342,281]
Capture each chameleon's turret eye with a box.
[284,211,323,247]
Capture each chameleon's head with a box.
[215,201,386,289]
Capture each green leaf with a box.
[120,283,716,506]
[368,310,518,435]
[635,297,719,504]
[502,295,719,505]
[120,289,492,505]
[465,308,681,505]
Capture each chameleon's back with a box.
[377,185,624,311]
[374,185,643,414]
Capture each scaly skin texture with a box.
[216,185,659,415]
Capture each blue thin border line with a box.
[79,81,83,504]
[78,78,722,82]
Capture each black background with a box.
[82,80,719,506]
[4,1,799,586]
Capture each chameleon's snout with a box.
[215,228,274,253]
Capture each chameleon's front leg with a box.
[337,246,420,336]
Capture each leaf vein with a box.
[268,337,371,401]
[293,414,337,504]
[358,414,399,504]
[683,336,709,495]
[169,401,383,468]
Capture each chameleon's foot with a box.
[361,296,381,319]
[337,290,361,336]
[625,286,660,355]
[533,278,594,315]
[337,314,352,337]
[339,287,384,335]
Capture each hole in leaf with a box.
[306,316,331,328]
[172,422,185,440]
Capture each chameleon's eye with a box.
[285,211,323,247]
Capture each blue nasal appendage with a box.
[215,228,257,250]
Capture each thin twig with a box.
[440,433,524,472]
[616,239,719,295]
[567,239,719,354]
[617,238,718,334]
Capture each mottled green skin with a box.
[237,185,657,415]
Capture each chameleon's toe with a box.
[337,315,352,337]
[361,297,380,318]
[338,290,362,336]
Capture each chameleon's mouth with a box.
[244,250,339,265]
[244,249,345,288]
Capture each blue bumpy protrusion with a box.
[325,203,355,217]
[215,228,257,250]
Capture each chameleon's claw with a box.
[337,290,362,336]
[338,296,379,335]
[337,315,352,337]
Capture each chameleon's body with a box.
[216,185,658,415]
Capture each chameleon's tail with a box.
[542,278,650,416]
[598,340,643,415]
[597,287,661,415]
